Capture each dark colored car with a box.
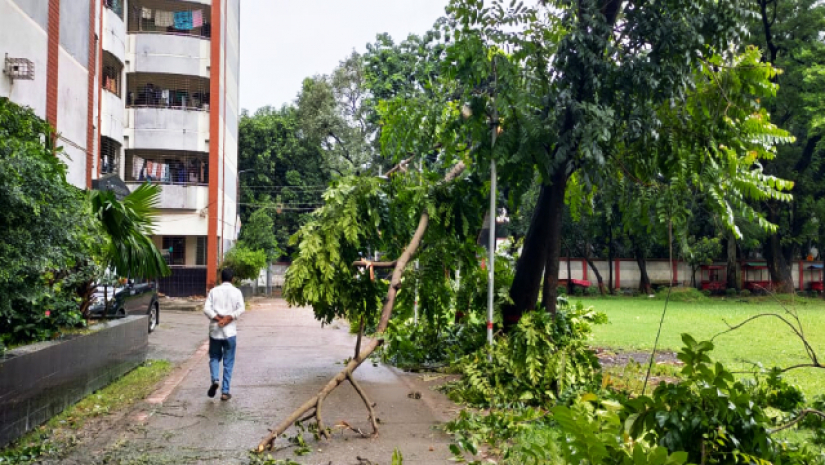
[88,278,160,333]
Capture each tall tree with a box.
[748,0,825,292]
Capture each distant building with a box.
[1,0,241,295]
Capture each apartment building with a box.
[1,0,240,296]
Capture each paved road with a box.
[59,298,458,465]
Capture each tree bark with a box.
[635,246,652,295]
[607,225,614,293]
[762,206,796,293]
[541,170,570,317]
[726,231,740,291]
[503,184,556,328]
[586,257,606,295]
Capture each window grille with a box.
[162,236,186,265]
[196,236,207,266]
[126,73,210,111]
[125,150,209,186]
[128,1,211,38]
[104,0,124,19]
[102,52,123,97]
[100,137,121,175]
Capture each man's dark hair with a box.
[221,268,234,283]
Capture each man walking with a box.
[203,268,245,400]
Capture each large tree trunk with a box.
[541,170,570,317]
[503,184,557,328]
[726,231,740,291]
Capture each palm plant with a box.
[86,183,171,314]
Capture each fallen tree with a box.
[257,161,466,452]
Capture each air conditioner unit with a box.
[4,54,34,81]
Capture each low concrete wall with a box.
[0,316,148,447]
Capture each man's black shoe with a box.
[208,382,219,398]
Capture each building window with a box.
[196,237,207,266]
[162,237,186,265]
[104,0,124,19]
[100,137,121,175]
[102,52,123,96]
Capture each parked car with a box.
[87,278,160,333]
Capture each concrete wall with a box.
[129,34,210,78]
[0,316,148,447]
[155,211,209,237]
[102,7,126,63]
[101,89,125,142]
[57,46,91,187]
[559,258,819,291]
[126,107,209,152]
[0,0,48,117]
[59,0,91,65]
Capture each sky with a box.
[239,0,449,113]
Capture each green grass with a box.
[0,359,172,464]
[581,296,825,397]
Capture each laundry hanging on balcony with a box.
[141,7,152,19]
[154,10,174,27]
[174,11,194,30]
[192,10,204,28]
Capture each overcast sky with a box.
[239,0,449,113]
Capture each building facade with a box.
[1,0,240,296]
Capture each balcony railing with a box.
[127,75,210,111]
[125,151,208,186]
[128,3,211,39]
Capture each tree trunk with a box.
[763,207,796,293]
[503,184,557,328]
[764,232,796,294]
[541,170,570,318]
[586,258,606,295]
[607,226,614,294]
[635,247,652,295]
[726,231,740,291]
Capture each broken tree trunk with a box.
[257,162,466,452]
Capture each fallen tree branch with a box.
[256,162,467,452]
[768,408,825,433]
[347,372,379,437]
[351,260,398,268]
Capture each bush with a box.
[556,286,567,296]
[585,286,598,296]
[0,98,99,347]
[442,300,607,407]
[740,289,751,297]
[656,287,707,302]
[221,246,267,281]
[573,286,584,296]
[701,289,712,297]
[725,288,737,297]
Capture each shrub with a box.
[221,246,267,281]
[556,286,567,296]
[725,288,737,297]
[442,300,607,407]
[573,286,584,296]
[656,288,707,302]
[585,286,598,296]
[0,98,100,347]
[740,289,752,297]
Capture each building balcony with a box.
[128,33,211,78]
[124,149,210,211]
[102,3,126,63]
[125,105,209,152]
[126,181,208,210]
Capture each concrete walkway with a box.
[61,298,459,465]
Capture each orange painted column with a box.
[615,260,621,289]
[85,0,98,188]
[206,0,222,291]
[96,0,104,179]
[582,259,587,281]
[46,0,60,132]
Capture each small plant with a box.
[585,286,598,296]
[725,287,738,297]
[556,286,567,296]
[740,289,752,297]
[573,286,584,296]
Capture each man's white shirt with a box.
[203,282,245,339]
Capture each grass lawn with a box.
[581,295,825,397]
